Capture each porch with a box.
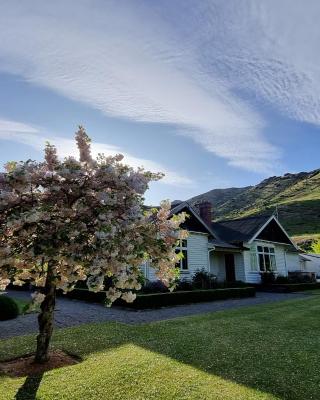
[209,250,245,283]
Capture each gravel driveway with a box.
[0,290,308,340]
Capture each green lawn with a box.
[1,295,320,399]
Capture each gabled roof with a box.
[211,215,271,243]
[170,201,241,250]
[170,201,214,236]
[212,214,298,249]
[171,202,297,251]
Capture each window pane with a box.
[270,255,276,270]
[264,254,271,271]
[181,239,187,248]
[270,248,275,253]
[250,252,258,271]
[181,249,188,270]
[175,249,181,268]
[258,254,265,271]
[257,246,263,252]
[264,247,270,253]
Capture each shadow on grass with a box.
[66,296,319,400]
[15,373,43,400]
[3,295,320,400]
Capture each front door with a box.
[225,254,236,282]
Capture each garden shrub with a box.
[288,271,316,283]
[0,295,19,320]
[176,279,193,291]
[60,288,107,303]
[141,280,168,294]
[217,280,248,288]
[267,282,320,292]
[192,269,217,289]
[59,282,257,306]
[260,272,276,285]
[275,275,290,284]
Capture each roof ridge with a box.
[215,214,271,223]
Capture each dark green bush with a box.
[192,269,217,289]
[117,287,256,309]
[59,288,106,303]
[0,295,19,320]
[267,282,320,293]
[141,280,168,294]
[217,280,248,289]
[260,272,276,285]
[288,271,316,283]
[275,275,290,284]
[176,279,193,291]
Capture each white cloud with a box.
[0,0,286,174]
[175,0,320,126]
[0,119,192,186]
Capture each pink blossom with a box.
[0,126,187,305]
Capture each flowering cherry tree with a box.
[0,127,187,363]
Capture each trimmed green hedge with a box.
[117,287,256,309]
[264,283,320,293]
[59,288,106,303]
[0,295,19,321]
[59,286,256,308]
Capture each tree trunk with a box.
[34,261,56,363]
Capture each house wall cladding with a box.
[143,232,209,281]
[305,263,320,274]
[302,256,320,274]
[180,232,209,280]
[244,240,289,283]
[286,252,301,271]
[143,235,300,284]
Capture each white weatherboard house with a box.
[143,201,300,284]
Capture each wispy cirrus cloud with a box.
[171,0,320,126]
[0,119,192,186]
[1,1,319,175]
[0,0,287,174]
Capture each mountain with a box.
[189,169,320,244]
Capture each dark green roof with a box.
[211,215,271,243]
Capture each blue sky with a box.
[0,1,320,204]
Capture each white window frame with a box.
[250,244,259,272]
[176,239,188,271]
[256,244,277,272]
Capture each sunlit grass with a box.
[1,295,320,399]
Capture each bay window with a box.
[257,245,276,272]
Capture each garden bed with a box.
[0,350,80,377]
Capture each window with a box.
[257,245,276,272]
[176,239,188,271]
[250,245,258,271]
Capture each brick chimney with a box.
[198,201,213,226]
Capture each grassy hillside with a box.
[189,169,320,246]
